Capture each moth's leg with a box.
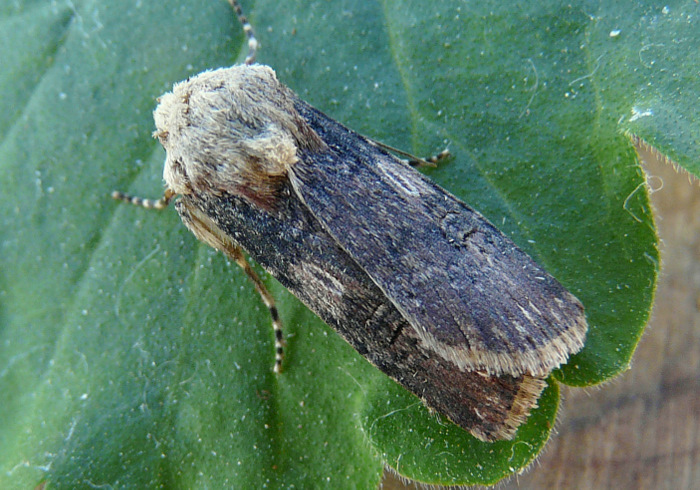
[176,202,287,374]
[225,245,286,374]
[111,188,176,210]
[372,140,451,168]
[227,0,259,65]
[113,188,286,373]
[405,149,452,168]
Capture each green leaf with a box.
[2,0,690,487]
[609,3,700,178]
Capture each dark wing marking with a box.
[289,100,587,377]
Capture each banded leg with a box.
[227,0,259,65]
[112,188,287,373]
[410,148,452,167]
[373,140,451,168]
[226,246,286,374]
[178,204,287,374]
[111,188,175,210]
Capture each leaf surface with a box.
[2,0,690,486]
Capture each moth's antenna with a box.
[227,0,258,64]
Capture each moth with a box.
[114,0,587,442]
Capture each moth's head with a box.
[153,64,322,209]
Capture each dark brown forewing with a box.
[288,100,587,378]
[177,183,544,441]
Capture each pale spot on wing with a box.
[376,159,427,196]
[296,262,346,298]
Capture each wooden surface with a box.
[383,150,700,489]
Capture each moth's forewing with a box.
[289,100,587,379]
